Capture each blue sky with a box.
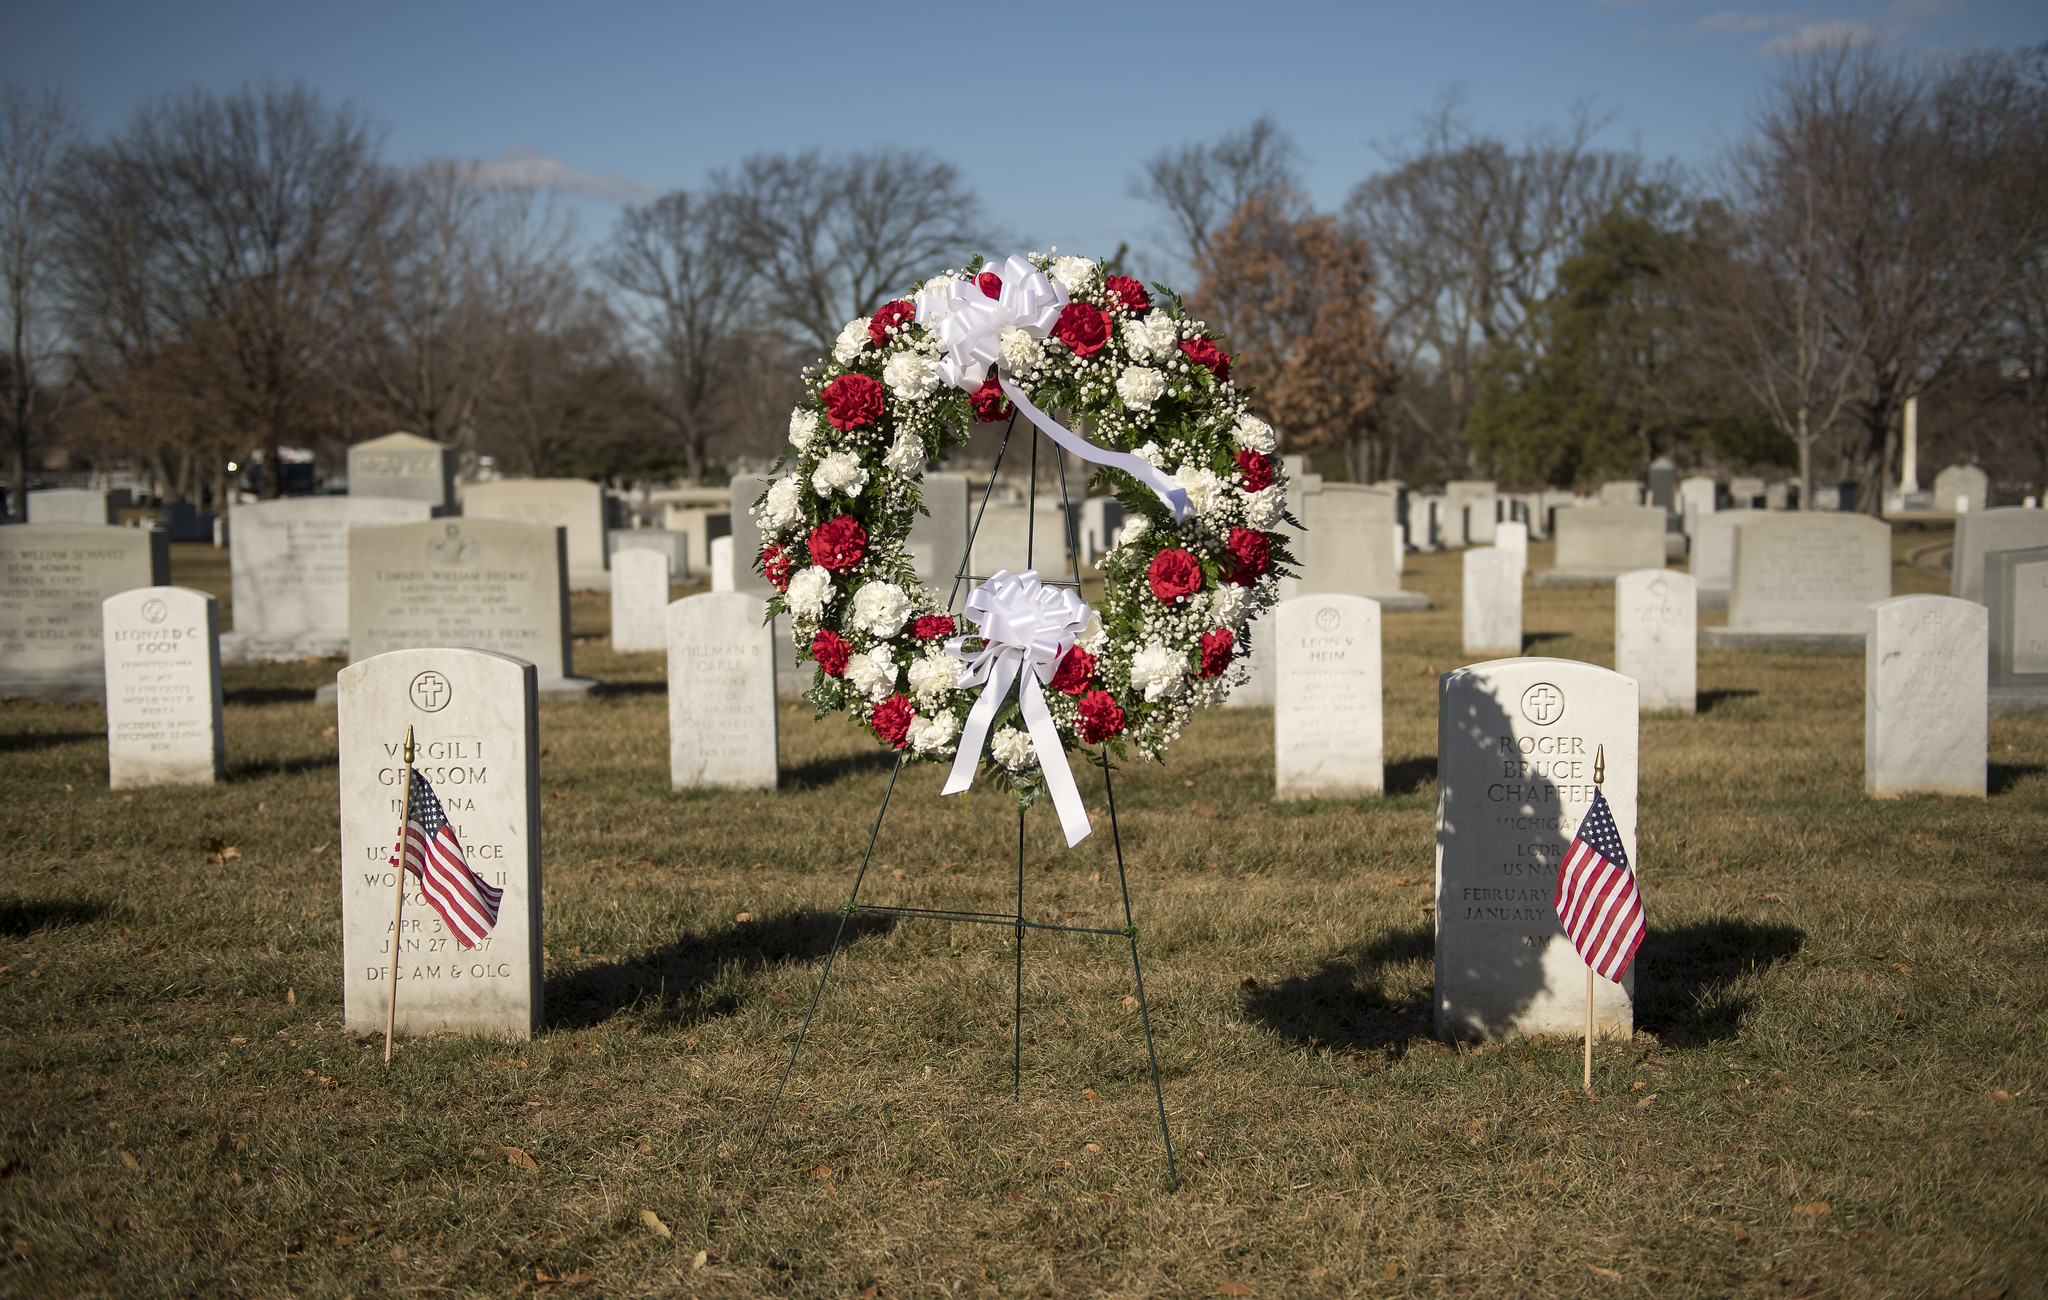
[3,1,2041,279]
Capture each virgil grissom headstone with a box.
[337,647,542,1040]
[1435,658,1638,1042]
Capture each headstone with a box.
[1298,485,1426,609]
[1689,508,1763,610]
[912,472,972,604]
[1933,464,1989,515]
[1462,547,1521,656]
[969,501,1075,578]
[1729,477,1766,509]
[1435,658,1638,1041]
[667,592,777,790]
[1391,521,1407,577]
[1079,496,1124,567]
[1647,459,1676,511]
[26,488,130,525]
[710,536,735,593]
[461,479,610,590]
[1599,480,1644,508]
[1273,595,1382,799]
[1614,570,1696,714]
[1537,505,1665,585]
[337,647,543,1040]
[726,475,772,597]
[608,528,688,581]
[1865,595,1986,797]
[158,502,210,542]
[347,432,454,510]
[1497,520,1528,574]
[101,586,224,788]
[1677,477,1718,535]
[0,524,169,700]
[609,548,670,653]
[1419,496,1444,550]
[1951,507,2048,605]
[1765,481,1794,511]
[1700,514,1891,651]
[655,486,730,581]
[1987,545,2048,715]
[346,518,595,698]
[1445,481,1498,546]
[223,497,434,662]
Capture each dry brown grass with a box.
[0,528,2042,1298]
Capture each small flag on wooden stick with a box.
[1558,744,1644,1094]
[391,770,502,949]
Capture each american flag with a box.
[391,770,502,949]
[1554,786,1644,982]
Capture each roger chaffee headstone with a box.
[461,478,610,590]
[1952,507,2048,605]
[667,592,777,790]
[346,518,596,698]
[338,647,543,1039]
[1274,595,1382,799]
[1538,505,1666,585]
[609,547,670,653]
[1701,513,1890,652]
[101,586,225,788]
[1615,570,1696,714]
[0,523,169,700]
[1436,658,1638,1041]
[1462,547,1521,656]
[1987,544,2048,715]
[224,497,434,662]
[346,432,454,510]
[1866,595,1986,798]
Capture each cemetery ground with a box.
[2,533,2044,1299]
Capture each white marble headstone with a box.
[101,586,225,788]
[911,472,972,605]
[224,496,433,662]
[1951,507,2048,605]
[726,476,773,597]
[347,432,454,509]
[1932,464,1989,516]
[1446,481,1498,546]
[1724,514,1890,635]
[609,548,670,653]
[0,523,169,700]
[1615,570,1696,714]
[1988,544,2048,714]
[710,536,736,593]
[27,488,127,525]
[1496,520,1528,574]
[1463,547,1522,656]
[1547,506,1665,578]
[337,647,543,1039]
[1436,658,1638,1041]
[1865,595,1986,797]
[1599,481,1644,507]
[461,479,610,590]
[1274,595,1382,798]
[667,593,778,790]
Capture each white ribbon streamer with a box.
[940,569,1094,847]
[916,255,1189,524]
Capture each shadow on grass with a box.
[1696,688,1760,714]
[1990,762,2044,796]
[590,680,667,699]
[1384,757,1438,796]
[779,750,902,790]
[1634,918,1804,1046]
[225,754,338,779]
[544,906,898,1030]
[0,896,117,936]
[1522,632,1570,652]
[1240,922,1436,1058]
[0,730,102,753]
[223,686,319,706]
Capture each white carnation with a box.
[991,726,1037,772]
[1209,583,1250,631]
[908,652,965,699]
[1116,365,1166,410]
[1134,442,1165,468]
[998,326,1043,373]
[919,271,963,296]
[908,710,961,756]
[882,350,941,402]
[1233,414,1277,454]
[1175,464,1230,522]
[884,431,926,476]
[812,451,869,500]
[1118,517,1149,547]
[1048,256,1096,295]
[1078,607,1107,653]
[846,647,898,701]
[848,581,913,637]
[788,408,820,451]
[1123,311,1179,363]
[833,318,871,365]
[757,474,804,533]
[1245,485,1285,530]
[1129,642,1186,703]
[785,566,836,620]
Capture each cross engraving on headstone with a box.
[409,670,452,712]
[1520,682,1565,726]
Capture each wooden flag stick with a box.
[384,724,416,1066]
[1585,743,1605,1096]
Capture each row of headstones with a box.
[17,487,217,541]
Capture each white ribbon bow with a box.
[940,568,1094,847]
[915,254,1189,524]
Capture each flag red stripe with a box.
[400,819,501,949]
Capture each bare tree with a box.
[599,190,753,483]
[1345,95,1644,468]
[715,149,987,354]
[0,84,81,521]
[1133,115,1304,267]
[1969,44,2048,495]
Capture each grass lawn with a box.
[1,526,2042,1298]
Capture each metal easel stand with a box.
[751,414,1178,1189]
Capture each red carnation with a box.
[810,628,851,676]
[1234,448,1275,492]
[1225,526,1271,587]
[868,300,917,347]
[1075,689,1126,744]
[871,694,914,749]
[1052,302,1111,358]
[762,543,794,592]
[1049,644,1096,695]
[1146,547,1205,603]
[1179,337,1231,382]
[820,372,886,430]
[808,514,868,572]
[912,614,957,641]
[970,372,1012,423]
[977,270,1003,299]
[1104,274,1151,314]
[1198,628,1235,677]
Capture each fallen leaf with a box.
[636,1142,652,1155]
[332,1234,360,1247]
[471,1147,487,1157]
[812,1164,834,1179]
[735,912,754,923]
[1733,1225,1751,1243]
[1216,1285,1255,1297]
[390,1244,407,1261]
[1081,1088,1101,1101]
[1792,1201,1830,1219]
[499,1146,539,1171]
[1084,1143,1102,1154]
[691,1249,708,1270]
[230,1037,246,1044]
[1121,995,1139,1009]
[1589,1264,1623,1281]
[118,1150,139,1170]
[1635,1093,1659,1109]
[639,1209,672,1239]
[1383,1260,1402,1278]
[1991,1089,2015,1104]
[285,988,295,1005]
